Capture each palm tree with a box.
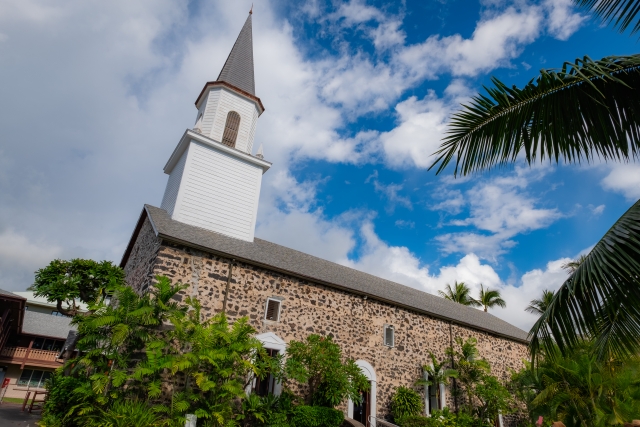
[477,284,506,312]
[428,0,640,360]
[438,281,481,307]
[416,353,458,410]
[561,255,587,274]
[525,290,555,316]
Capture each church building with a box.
[120,12,528,426]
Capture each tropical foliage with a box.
[525,290,555,315]
[446,338,514,422]
[530,200,640,361]
[477,284,506,312]
[391,386,424,422]
[37,267,362,427]
[283,334,369,407]
[429,55,640,178]
[416,353,458,410]
[438,281,480,307]
[511,341,640,427]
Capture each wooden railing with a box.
[0,346,59,362]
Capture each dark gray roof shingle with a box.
[0,288,26,299]
[142,205,529,343]
[22,310,77,339]
[217,13,255,95]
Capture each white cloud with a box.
[397,6,542,79]
[435,166,563,259]
[601,163,640,200]
[497,257,570,330]
[366,171,413,213]
[543,0,586,40]
[589,204,605,216]
[395,219,415,229]
[431,189,466,215]
[373,80,472,168]
[0,229,62,290]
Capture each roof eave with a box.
[195,81,265,115]
[162,129,272,175]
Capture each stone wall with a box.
[123,222,529,422]
[123,217,161,294]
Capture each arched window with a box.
[222,111,241,147]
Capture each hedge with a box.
[291,406,344,427]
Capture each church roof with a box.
[124,205,529,343]
[216,13,255,95]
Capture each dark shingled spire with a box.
[217,13,255,95]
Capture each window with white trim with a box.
[383,325,394,347]
[264,298,281,322]
[253,348,279,396]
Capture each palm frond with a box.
[576,0,640,34]
[530,200,640,361]
[430,55,640,176]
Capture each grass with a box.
[1,397,26,404]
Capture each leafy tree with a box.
[157,298,270,425]
[472,376,513,423]
[44,276,278,427]
[525,290,555,316]
[284,334,369,408]
[391,386,424,422]
[438,281,480,307]
[446,337,490,412]
[477,284,506,312]
[31,258,124,316]
[62,276,188,421]
[416,353,458,410]
[427,0,640,361]
[562,255,587,274]
[511,341,640,427]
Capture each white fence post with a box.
[185,414,197,427]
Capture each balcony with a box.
[0,346,62,368]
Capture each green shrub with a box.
[399,415,432,427]
[85,400,169,427]
[285,335,369,407]
[291,405,344,427]
[40,370,89,427]
[391,386,423,421]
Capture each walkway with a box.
[0,403,42,426]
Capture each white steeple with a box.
[160,12,270,242]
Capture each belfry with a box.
[160,12,270,242]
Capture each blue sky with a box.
[0,0,638,330]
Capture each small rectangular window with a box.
[264,299,281,322]
[384,325,394,347]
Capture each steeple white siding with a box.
[168,140,263,242]
[198,87,260,154]
[160,148,188,216]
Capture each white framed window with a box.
[383,325,394,347]
[264,298,282,322]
